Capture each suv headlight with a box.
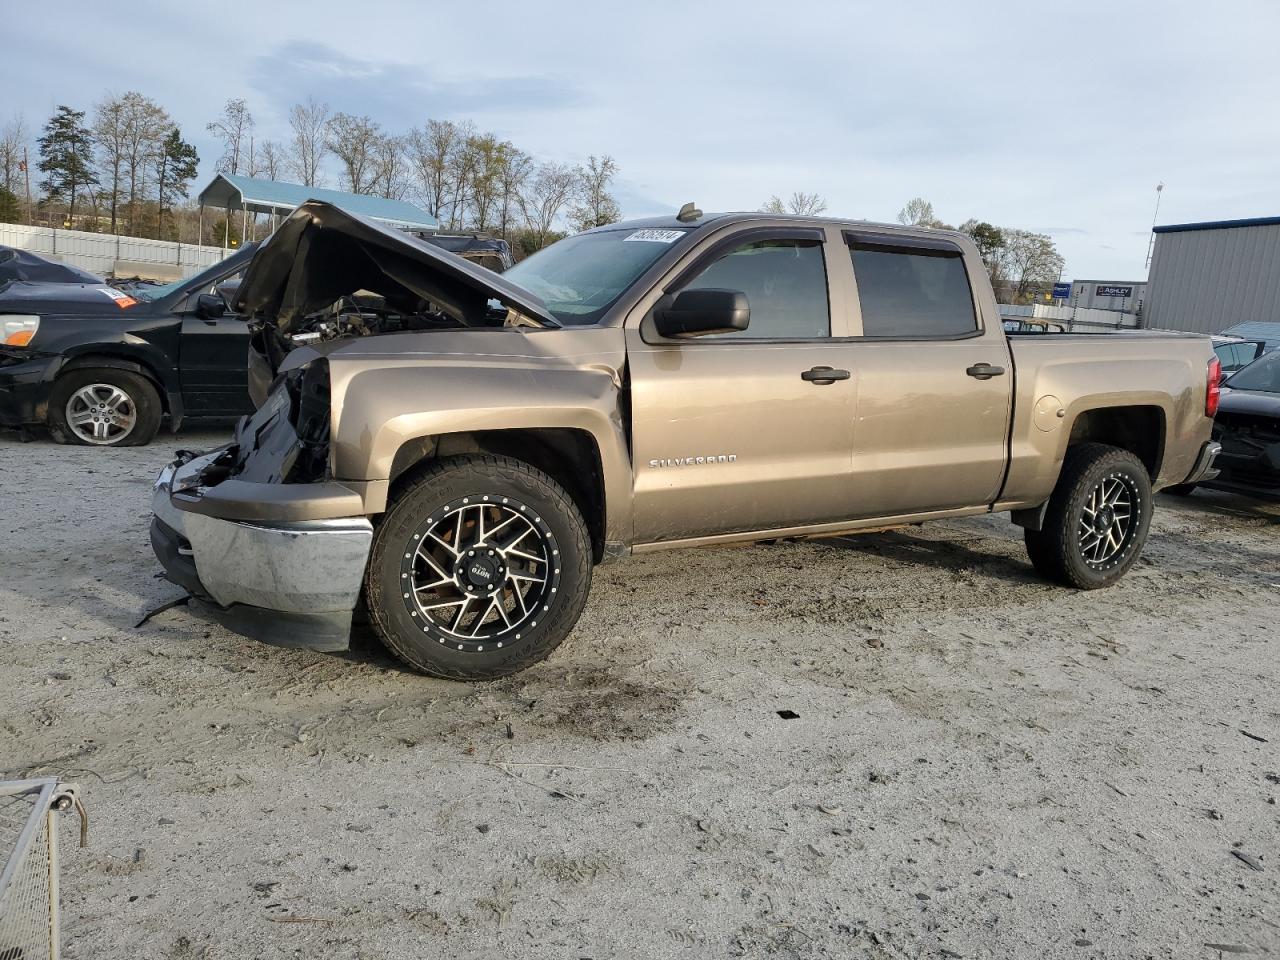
[1,315,40,347]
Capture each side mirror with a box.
[654,288,749,338]
[196,293,226,319]
[214,278,241,305]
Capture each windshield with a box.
[1225,350,1280,393]
[133,245,254,302]
[132,277,187,301]
[502,227,690,324]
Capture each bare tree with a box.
[207,98,254,175]
[92,95,128,232]
[244,137,260,178]
[94,91,169,234]
[442,122,480,230]
[467,133,505,230]
[288,97,330,187]
[496,144,532,239]
[258,140,285,181]
[570,154,620,231]
[408,119,460,221]
[521,161,577,249]
[897,196,943,227]
[996,229,1065,303]
[1,115,28,197]
[371,134,409,200]
[761,191,827,216]
[326,113,382,194]
[121,93,170,234]
[408,125,532,235]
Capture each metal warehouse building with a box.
[1144,215,1280,333]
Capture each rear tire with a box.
[1024,443,1153,589]
[47,368,161,447]
[364,454,592,680]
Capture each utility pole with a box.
[22,145,32,225]
[1144,182,1164,271]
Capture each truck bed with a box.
[1000,330,1215,507]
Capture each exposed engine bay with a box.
[234,200,556,338]
[250,291,469,381]
[234,200,558,387]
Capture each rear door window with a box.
[848,242,977,338]
[1216,342,1258,371]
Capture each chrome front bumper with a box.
[150,451,373,651]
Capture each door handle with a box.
[801,366,850,384]
[965,363,1006,380]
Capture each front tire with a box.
[364,455,592,680]
[1024,443,1153,589]
[47,368,161,447]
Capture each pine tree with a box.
[38,106,97,221]
[154,126,199,239]
[0,185,20,223]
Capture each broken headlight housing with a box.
[231,359,332,484]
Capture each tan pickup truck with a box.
[150,201,1222,679]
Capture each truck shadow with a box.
[1158,489,1280,524]
[816,528,1041,587]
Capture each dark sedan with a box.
[1171,350,1280,500]
[0,245,257,446]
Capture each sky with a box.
[6,0,1279,280]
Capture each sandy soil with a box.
[1,429,1277,959]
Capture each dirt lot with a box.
[1,429,1277,959]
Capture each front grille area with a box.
[1216,412,1280,445]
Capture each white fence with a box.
[1000,302,1140,331]
[0,222,228,280]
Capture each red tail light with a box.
[1206,357,1222,417]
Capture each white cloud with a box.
[6,0,1280,277]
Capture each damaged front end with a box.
[148,199,561,651]
[149,355,372,651]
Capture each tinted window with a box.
[1225,351,1280,393]
[682,238,829,339]
[1216,342,1259,371]
[850,245,977,337]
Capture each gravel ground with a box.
[1,429,1277,959]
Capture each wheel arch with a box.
[1012,403,1166,531]
[388,428,611,563]
[1064,404,1166,480]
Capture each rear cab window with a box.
[846,235,978,338]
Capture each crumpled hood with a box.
[233,200,557,333]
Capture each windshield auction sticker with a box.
[98,286,138,309]
[622,229,684,243]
